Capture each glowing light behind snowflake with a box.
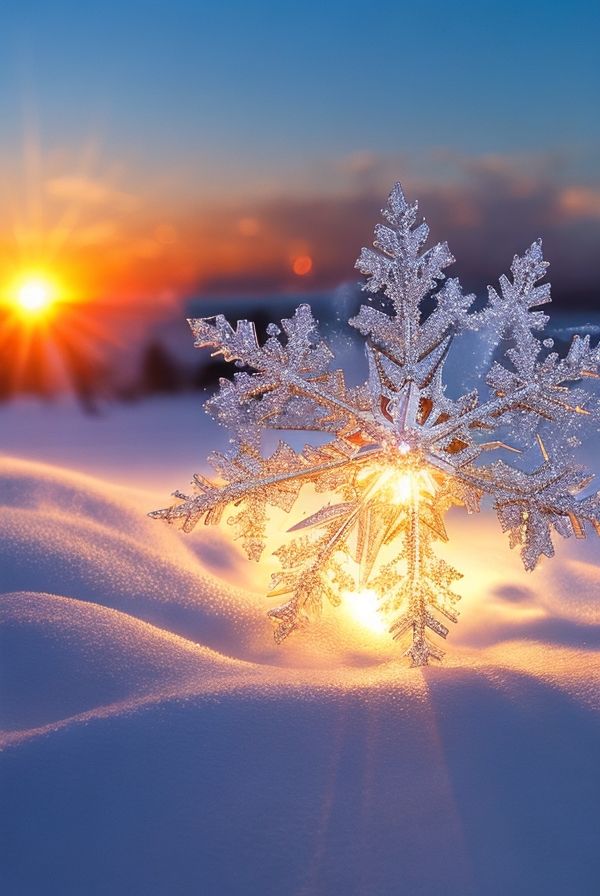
[357,464,437,506]
[342,588,388,636]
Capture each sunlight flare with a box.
[12,275,59,318]
[357,463,438,506]
[343,588,388,635]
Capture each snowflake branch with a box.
[283,370,388,441]
[268,468,406,641]
[268,504,363,642]
[149,445,383,530]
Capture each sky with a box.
[0,0,599,307]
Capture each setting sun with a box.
[14,277,57,316]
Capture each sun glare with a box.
[343,588,388,635]
[14,277,57,316]
[389,469,437,504]
[357,464,438,506]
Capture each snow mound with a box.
[1,455,599,673]
[0,591,252,740]
[0,456,285,663]
[0,457,427,667]
[2,666,599,896]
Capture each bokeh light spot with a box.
[292,255,313,276]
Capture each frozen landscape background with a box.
[1,294,599,895]
[1,1,600,891]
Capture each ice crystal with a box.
[150,183,600,665]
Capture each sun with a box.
[14,276,57,317]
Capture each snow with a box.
[0,396,218,491]
[3,672,599,896]
[0,392,599,892]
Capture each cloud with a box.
[183,153,600,307]
[559,186,600,219]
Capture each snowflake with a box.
[150,183,600,666]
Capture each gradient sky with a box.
[0,0,599,302]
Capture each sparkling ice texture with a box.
[151,183,600,666]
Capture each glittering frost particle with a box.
[150,182,600,666]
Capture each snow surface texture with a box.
[1,422,599,894]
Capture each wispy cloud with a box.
[173,152,600,305]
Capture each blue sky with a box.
[0,1,598,302]
[2,0,598,184]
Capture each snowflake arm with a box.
[149,440,383,560]
[370,490,463,665]
[486,240,551,375]
[267,473,406,642]
[354,183,456,366]
[192,304,387,443]
[454,455,600,569]
[428,312,600,451]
